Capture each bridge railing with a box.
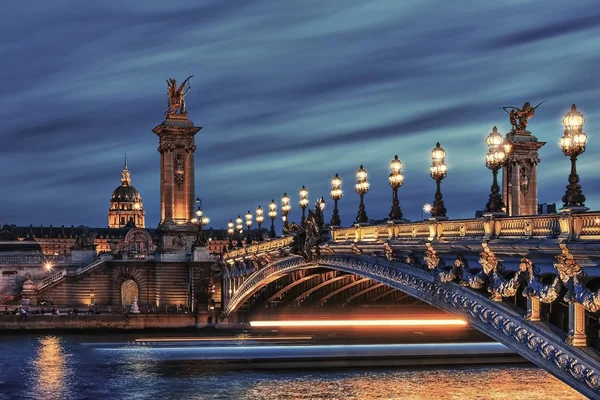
[222,236,294,260]
[0,254,72,265]
[331,211,600,242]
[36,254,114,291]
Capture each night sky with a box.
[1,1,599,232]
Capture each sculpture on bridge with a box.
[166,75,193,117]
[521,257,562,304]
[501,101,546,132]
[283,209,322,261]
[424,243,441,270]
[479,249,523,299]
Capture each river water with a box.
[0,334,584,400]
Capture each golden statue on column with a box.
[166,75,193,117]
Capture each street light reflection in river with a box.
[31,336,72,400]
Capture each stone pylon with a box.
[153,114,201,260]
[502,129,545,216]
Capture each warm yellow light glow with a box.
[245,211,253,227]
[430,142,446,162]
[423,203,432,213]
[486,126,503,150]
[44,262,53,271]
[196,208,203,218]
[191,217,198,224]
[562,104,584,132]
[135,336,313,342]
[201,216,210,226]
[227,220,234,229]
[249,319,467,327]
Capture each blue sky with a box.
[1,1,599,231]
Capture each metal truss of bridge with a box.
[220,211,600,398]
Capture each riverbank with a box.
[0,314,208,330]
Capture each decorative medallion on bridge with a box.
[174,153,186,187]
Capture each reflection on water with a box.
[241,367,585,400]
[0,335,586,400]
[29,336,73,400]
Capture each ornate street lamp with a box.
[299,185,309,222]
[355,165,370,224]
[281,193,291,230]
[192,203,209,246]
[256,205,264,242]
[484,127,510,214]
[268,200,277,238]
[236,215,243,247]
[227,220,234,249]
[560,104,588,210]
[388,155,404,220]
[330,173,342,226]
[429,142,448,219]
[245,210,253,245]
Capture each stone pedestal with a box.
[130,296,140,314]
[502,130,545,216]
[193,246,211,261]
[567,302,587,347]
[71,249,97,264]
[153,115,201,227]
[21,278,37,305]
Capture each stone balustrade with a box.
[331,212,600,243]
[0,255,72,265]
[222,236,294,260]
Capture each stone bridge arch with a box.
[223,254,600,398]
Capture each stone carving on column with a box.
[351,243,363,256]
[519,165,531,196]
[521,257,561,304]
[173,153,186,187]
[479,247,521,299]
[171,233,188,249]
[424,243,441,271]
[554,245,582,303]
[456,255,486,289]
[574,278,600,313]
[383,242,395,261]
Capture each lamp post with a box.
[355,165,370,224]
[227,220,234,249]
[388,155,404,220]
[429,142,448,219]
[235,216,243,247]
[330,173,342,226]
[256,205,264,242]
[560,104,588,211]
[268,200,277,238]
[299,185,309,222]
[281,193,291,230]
[484,127,510,214]
[245,211,253,245]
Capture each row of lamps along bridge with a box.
[213,105,588,247]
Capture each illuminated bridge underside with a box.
[224,254,600,398]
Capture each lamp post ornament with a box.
[485,127,511,214]
[355,165,370,223]
[388,155,404,220]
[330,174,342,226]
[429,143,447,218]
[268,200,277,238]
[560,104,588,211]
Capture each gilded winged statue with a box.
[166,75,194,117]
[501,101,546,132]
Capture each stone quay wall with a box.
[0,313,210,330]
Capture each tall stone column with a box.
[153,114,201,259]
[502,130,545,216]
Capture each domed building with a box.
[108,156,145,228]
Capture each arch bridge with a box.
[220,211,600,398]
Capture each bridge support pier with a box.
[567,303,587,347]
[526,297,540,322]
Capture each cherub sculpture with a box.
[501,101,546,132]
[166,75,193,117]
